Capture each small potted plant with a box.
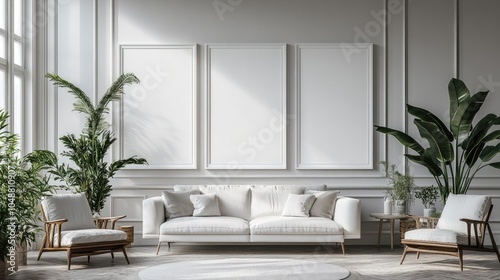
[415,186,439,217]
[381,161,415,215]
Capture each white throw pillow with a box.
[201,185,251,220]
[282,194,316,217]
[436,194,491,235]
[162,189,200,219]
[251,186,305,219]
[306,190,339,219]
[190,193,222,217]
[42,193,96,231]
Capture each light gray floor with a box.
[8,245,500,280]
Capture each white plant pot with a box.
[423,208,436,217]
[394,200,406,215]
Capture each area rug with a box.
[138,258,350,280]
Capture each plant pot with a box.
[16,242,27,266]
[394,200,406,215]
[423,208,436,217]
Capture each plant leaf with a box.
[46,73,94,116]
[374,125,425,154]
[461,114,498,149]
[480,143,500,162]
[405,154,443,176]
[486,162,500,169]
[450,90,489,143]
[448,78,470,123]
[407,104,453,141]
[414,119,454,163]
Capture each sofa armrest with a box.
[333,196,361,239]
[143,196,165,239]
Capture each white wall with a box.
[46,0,500,245]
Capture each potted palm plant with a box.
[381,161,415,215]
[0,110,56,276]
[46,73,148,216]
[375,78,500,203]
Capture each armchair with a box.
[400,194,500,270]
[37,193,130,269]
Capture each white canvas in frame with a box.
[120,45,197,169]
[296,44,373,169]
[206,44,286,169]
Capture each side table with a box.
[118,226,134,248]
[369,213,408,249]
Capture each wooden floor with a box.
[8,244,500,279]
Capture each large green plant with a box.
[0,110,56,259]
[375,78,500,203]
[46,73,148,215]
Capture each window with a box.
[0,0,25,145]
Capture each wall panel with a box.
[296,44,373,169]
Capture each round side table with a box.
[369,213,408,249]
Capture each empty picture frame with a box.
[206,44,287,169]
[296,44,373,169]
[120,44,197,169]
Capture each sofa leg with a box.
[341,243,345,255]
[167,242,171,248]
[156,241,162,255]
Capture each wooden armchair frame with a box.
[37,205,130,270]
[400,204,500,271]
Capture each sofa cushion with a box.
[162,189,200,219]
[190,193,221,217]
[160,216,249,235]
[404,228,471,245]
[201,185,252,220]
[282,194,316,217]
[306,190,339,219]
[250,216,343,235]
[42,193,96,231]
[250,185,311,219]
[436,194,491,235]
[54,229,126,247]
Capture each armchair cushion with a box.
[404,228,472,245]
[42,193,95,231]
[54,229,127,247]
[436,194,491,235]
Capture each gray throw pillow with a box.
[162,189,200,219]
[190,193,221,217]
[306,190,339,219]
[282,194,316,217]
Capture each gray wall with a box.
[47,0,500,245]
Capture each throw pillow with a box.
[282,194,316,217]
[190,193,222,217]
[162,189,200,219]
[306,190,340,219]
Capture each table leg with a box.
[390,219,395,250]
[377,219,383,248]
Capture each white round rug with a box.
[139,258,350,280]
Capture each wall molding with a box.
[206,44,287,170]
[118,44,198,169]
[110,195,146,222]
[295,43,373,169]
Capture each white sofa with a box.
[143,185,361,254]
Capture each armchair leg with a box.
[156,241,162,255]
[487,224,500,263]
[458,248,463,271]
[416,252,420,259]
[122,246,130,264]
[111,252,115,259]
[88,256,90,263]
[341,242,345,255]
[400,246,409,265]
[67,250,72,270]
[37,248,44,261]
